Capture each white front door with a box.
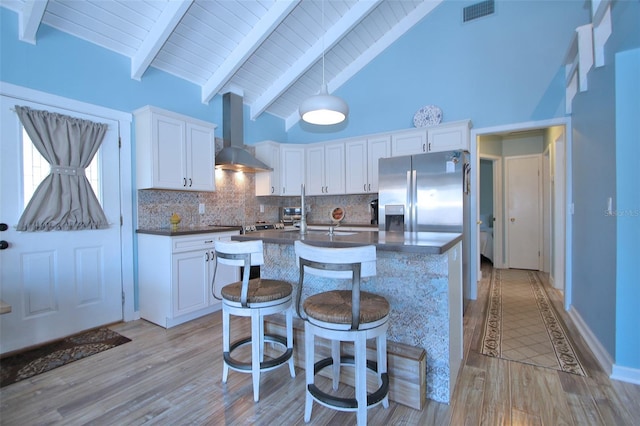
[0,96,123,354]
[505,154,542,270]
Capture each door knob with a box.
[510,218,516,222]
[0,240,8,250]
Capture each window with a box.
[22,127,101,209]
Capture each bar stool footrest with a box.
[309,356,390,409]
[224,334,293,371]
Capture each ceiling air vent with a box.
[463,0,495,22]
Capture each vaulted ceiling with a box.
[3,0,443,128]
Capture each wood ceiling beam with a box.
[251,0,381,122]
[131,0,193,81]
[200,0,300,104]
[19,0,48,44]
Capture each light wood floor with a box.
[1,261,638,425]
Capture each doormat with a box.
[0,328,131,387]
[480,268,586,376]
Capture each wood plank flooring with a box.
[1,261,638,425]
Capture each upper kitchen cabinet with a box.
[134,106,217,191]
[345,135,391,194]
[427,120,471,152]
[280,144,306,196]
[305,141,345,196]
[254,141,281,196]
[391,120,471,156]
[254,142,305,196]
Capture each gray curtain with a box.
[15,106,110,231]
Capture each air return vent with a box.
[463,0,495,22]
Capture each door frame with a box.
[0,82,136,322]
[469,117,572,310]
[478,154,503,269]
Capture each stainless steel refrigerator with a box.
[378,150,471,308]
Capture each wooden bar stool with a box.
[213,240,295,402]
[294,241,389,425]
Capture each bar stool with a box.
[294,241,389,425]
[213,240,295,402]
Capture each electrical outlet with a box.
[260,204,264,213]
[199,203,205,214]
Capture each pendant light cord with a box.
[321,0,326,87]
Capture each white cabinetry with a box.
[345,135,390,194]
[391,128,428,156]
[135,106,216,191]
[391,120,471,156]
[428,120,471,152]
[280,144,305,196]
[255,141,281,196]
[138,231,239,328]
[305,142,345,195]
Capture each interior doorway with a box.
[471,118,570,307]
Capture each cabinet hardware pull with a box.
[364,184,366,191]
[271,186,274,194]
[204,240,213,243]
[205,252,209,261]
[189,178,192,187]
[368,183,371,191]
[183,178,187,187]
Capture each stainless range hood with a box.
[215,92,272,173]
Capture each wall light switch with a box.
[259,204,264,213]
[199,203,205,214]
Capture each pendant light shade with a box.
[299,0,349,125]
[299,84,349,125]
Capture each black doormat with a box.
[0,327,131,387]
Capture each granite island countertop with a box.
[233,229,461,255]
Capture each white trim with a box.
[568,306,613,375]
[0,81,136,322]
[611,365,640,385]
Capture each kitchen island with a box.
[232,229,463,404]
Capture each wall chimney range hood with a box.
[215,92,272,173]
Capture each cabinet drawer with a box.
[171,232,238,253]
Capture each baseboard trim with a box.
[611,365,640,385]
[568,306,613,375]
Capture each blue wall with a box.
[615,47,640,370]
[571,0,640,367]
[288,0,588,142]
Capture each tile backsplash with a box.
[137,170,378,229]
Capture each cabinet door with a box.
[345,139,368,194]
[305,144,325,195]
[186,123,215,191]
[391,130,427,156]
[153,113,187,189]
[324,142,345,194]
[427,122,470,152]
[172,250,209,317]
[280,145,305,196]
[367,135,391,193]
[255,142,280,196]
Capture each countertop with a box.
[232,229,462,255]
[136,225,242,236]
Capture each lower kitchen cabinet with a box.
[138,231,240,328]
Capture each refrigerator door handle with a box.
[407,170,417,233]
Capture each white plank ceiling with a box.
[3,0,443,128]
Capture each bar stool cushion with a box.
[303,290,389,325]
[221,278,292,304]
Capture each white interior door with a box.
[0,96,123,354]
[505,155,542,270]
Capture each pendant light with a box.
[299,0,349,125]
